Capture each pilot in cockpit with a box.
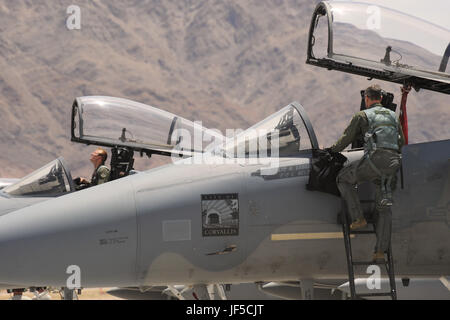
[73,148,110,190]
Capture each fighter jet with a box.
[0,1,448,300]
[0,92,448,299]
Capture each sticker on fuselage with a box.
[201,193,239,237]
[251,164,309,180]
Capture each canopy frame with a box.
[306,1,450,95]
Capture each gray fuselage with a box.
[0,139,448,288]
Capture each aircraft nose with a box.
[0,179,138,288]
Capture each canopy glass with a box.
[72,96,224,157]
[307,1,450,93]
[3,158,74,197]
[214,103,317,158]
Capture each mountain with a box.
[0,0,448,178]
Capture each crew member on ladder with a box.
[327,84,405,263]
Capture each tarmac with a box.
[0,288,123,300]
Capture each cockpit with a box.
[2,158,75,198]
[2,97,321,200]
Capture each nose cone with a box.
[0,178,138,288]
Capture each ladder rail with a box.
[341,201,357,299]
[386,245,398,299]
[341,201,397,300]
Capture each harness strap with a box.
[365,152,393,204]
[386,175,393,195]
[373,123,397,129]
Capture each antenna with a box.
[119,128,127,142]
[380,46,392,66]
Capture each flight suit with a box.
[330,103,404,253]
[90,165,110,186]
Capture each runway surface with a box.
[0,288,123,300]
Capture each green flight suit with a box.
[330,103,404,253]
[91,165,110,186]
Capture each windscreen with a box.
[221,105,313,158]
[3,158,73,197]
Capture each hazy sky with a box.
[331,0,450,56]
[334,0,450,31]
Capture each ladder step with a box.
[352,261,387,266]
[356,292,395,298]
[349,230,376,235]
[340,199,397,300]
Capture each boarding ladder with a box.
[340,200,397,300]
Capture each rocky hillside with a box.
[0,0,448,178]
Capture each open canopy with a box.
[72,97,319,160]
[307,1,450,94]
[71,96,224,157]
